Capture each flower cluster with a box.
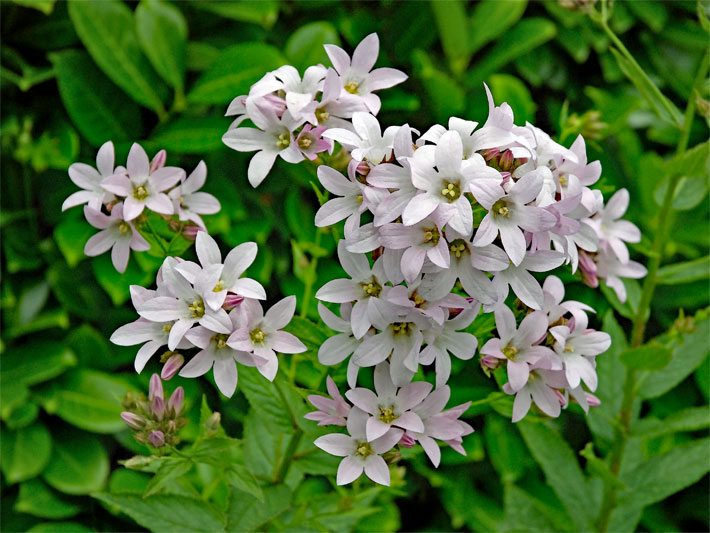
[222,33,407,187]
[110,232,306,397]
[121,374,186,448]
[220,33,647,486]
[62,141,220,272]
[311,362,472,485]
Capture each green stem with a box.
[272,379,304,484]
[144,217,169,256]
[300,227,324,318]
[595,49,709,533]
[598,0,682,129]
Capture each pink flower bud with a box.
[149,374,164,402]
[148,430,165,448]
[152,396,166,421]
[223,293,245,310]
[262,93,287,116]
[356,160,371,177]
[480,148,500,161]
[499,150,514,171]
[161,353,184,380]
[121,412,146,431]
[150,150,167,173]
[585,392,601,407]
[168,386,184,416]
[553,389,567,406]
[578,251,599,288]
[182,225,203,241]
[398,432,416,448]
[481,355,500,370]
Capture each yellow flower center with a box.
[564,345,574,353]
[162,324,172,333]
[213,280,225,292]
[412,291,425,307]
[344,81,359,94]
[391,322,414,336]
[360,279,382,298]
[354,440,373,458]
[502,343,519,360]
[276,133,290,150]
[315,107,330,124]
[250,328,266,345]
[298,136,312,150]
[492,200,510,218]
[118,221,132,235]
[423,226,440,245]
[440,181,461,202]
[133,185,149,200]
[449,239,468,258]
[378,405,398,424]
[188,298,205,318]
[213,333,229,349]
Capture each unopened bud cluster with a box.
[121,374,186,448]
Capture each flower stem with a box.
[300,226,324,318]
[144,217,170,256]
[595,49,708,533]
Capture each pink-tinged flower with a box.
[384,279,471,326]
[594,250,647,303]
[62,141,116,212]
[352,309,428,386]
[480,307,559,392]
[305,376,351,426]
[346,361,430,440]
[557,134,601,187]
[549,309,611,391]
[136,258,233,349]
[420,309,479,388]
[176,232,265,310]
[250,64,326,123]
[578,250,599,288]
[315,165,369,239]
[404,131,498,237]
[222,99,304,187]
[111,318,191,374]
[589,189,641,265]
[314,68,369,128]
[316,241,390,339]
[504,367,568,422]
[322,112,399,164]
[541,275,594,326]
[226,296,306,381]
[324,32,407,115]
[369,165,417,227]
[314,407,403,486]
[161,353,184,380]
[168,161,220,229]
[418,117,479,159]
[471,168,557,266]
[492,251,566,310]
[379,213,449,282]
[408,385,473,467]
[83,203,150,273]
[317,303,364,388]
[179,309,266,397]
[101,143,184,221]
[295,125,331,160]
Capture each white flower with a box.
[249,64,326,123]
[315,165,370,239]
[168,161,220,229]
[421,309,479,388]
[589,188,641,265]
[62,141,116,212]
[322,112,399,164]
[492,251,566,310]
[317,303,364,388]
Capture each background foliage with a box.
[1,0,708,532]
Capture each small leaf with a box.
[15,478,84,519]
[92,253,157,306]
[191,0,279,29]
[143,458,193,498]
[68,0,168,114]
[224,465,264,502]
[285,21,340,72]
[657,255,710,285]
[0,421,52,483]
[53,216,94,268]
[631,406,710,438]
[226,485,291,531]
[1,340,76,387]
[147,115,227,154]
[468,0,528,55]
[579,443,626,490]
[619,342,672,371]
[135,0,187,91]
[430,0,471,75]
[43,427,109,495]
[187,42,285,105]
[484,414,528,483]
[49,50,143,147]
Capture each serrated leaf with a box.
[68,0,168,114]
[518,421,595,531]
[135,0,187,91]
[93,492,225,532]
[224,465,263,502]
[225,485,291,531]
[619,343,672,371]
[143,457,193,498]
[49,50,142,147]
[0,421,52,483]
[43,427,109,495]
[285,21,340,72]
[187,42,285,105]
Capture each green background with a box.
[1,1,708,532]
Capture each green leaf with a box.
[4,401,40,429]
[65,324,115,370]
[143,457,193,498]
[43,427,109,494]
[484,414,528,483]
[619,342,672,371]
[48,50,142,147]
[93,493,225,532]
[224,464,264,502]
[191,0,279,29]
[0,340,76,388]
[17,280,50,326]
[0,421,52,483]
[639,313,710,398]
[11,0,56,14]
[53,216,94,268]
[430,0,470,75]
[40,368,137,433]
[631,406,710,438]
[135,0,187,91]
[412,50,465,123]
[15,478,83,519]
[608,47,683,127]
[468,0,528,55]
[503,484,572,532]
[147,115,227,154]
[226,485,291,531]
[285,21,340,72]
[92,253,157,306]
[654,175,709,211]
[518,421,595,531]
[68,0,168,114]
[488,74,536,124]
[238,366,307,430]
[187,42,285,105]
[28,523,93,533]
[657,256,710,285]
[466,18,557,87]
[608,438,710,531]
[579,443,626,490]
